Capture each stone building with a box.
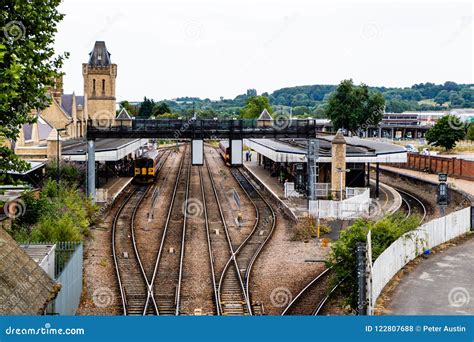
[13,41,117,161]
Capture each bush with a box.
[328,213,420,309]
[45,161,85,187]
[11,179,98,242]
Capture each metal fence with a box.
[20,242,84,315]
[50,242,83,315]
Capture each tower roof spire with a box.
[88,41,112,67]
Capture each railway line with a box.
[151,145,191,315]
[201,153,249,315]
[281,267,332,316]
[111,144,280,316]
[112,149,173,316]
[396,188,427,222]
[229,166,276,315]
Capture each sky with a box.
[54,0,473,102]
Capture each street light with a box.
[56,122,73,186]
[336,167,350,201]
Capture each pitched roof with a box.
[61,94,73,117]
[258,108,273,121]
[88,41,112,67]
[0,228,60,315]
[76,96,84,108]
[22,115,53,141]
[61,94,84,116]
[116,107,132,120]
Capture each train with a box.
[218,141,230,165]
[134,149,162,184]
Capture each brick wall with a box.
[397,153,474,180]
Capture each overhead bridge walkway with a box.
[86,118,321,139]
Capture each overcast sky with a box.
[55,0,473,102]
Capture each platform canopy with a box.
[62,138,147,162]
[244,137,407,164]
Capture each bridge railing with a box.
[86,118,319,139]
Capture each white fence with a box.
[346,187,368,198]
[309,188,370,219]
[368,207,471,314]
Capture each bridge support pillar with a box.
[230,139,243,166]
[87,139,96,202]
[191,139,203,165]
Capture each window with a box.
[102,79,105,93]
[92,79,96,93]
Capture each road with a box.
[385,235,474,315]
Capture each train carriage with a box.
[218,141,230,165]
[134,149,161,184]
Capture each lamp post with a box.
[336,167,350,201]
[56,122,73,187]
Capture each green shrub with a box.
[328,213,421,309]
[12,179,98,242]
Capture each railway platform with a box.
[243,151,400,220]
[243,152,307,218]
[96,177,133,203]
[379,165,474,198]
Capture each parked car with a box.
[421,148,430,156]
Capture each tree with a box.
[425,115,465,151]
[152,101,171,116]
[466,123,474,142]
[326,79,385,132]
[138,97,154,117]
[240,96,273,119]
[1,0,67,175]
[434,90,450,105]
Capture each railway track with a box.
[150,145,191,315]
[281,264,348,316]
[281,267,332,315]
[112,149,172,316]
[229,167,277,315]
[202,153,249,315]
[396,188,427,222]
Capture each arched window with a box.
[102,79,105,93]
[92,79,96,93]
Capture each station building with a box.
[7,41,145,198]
